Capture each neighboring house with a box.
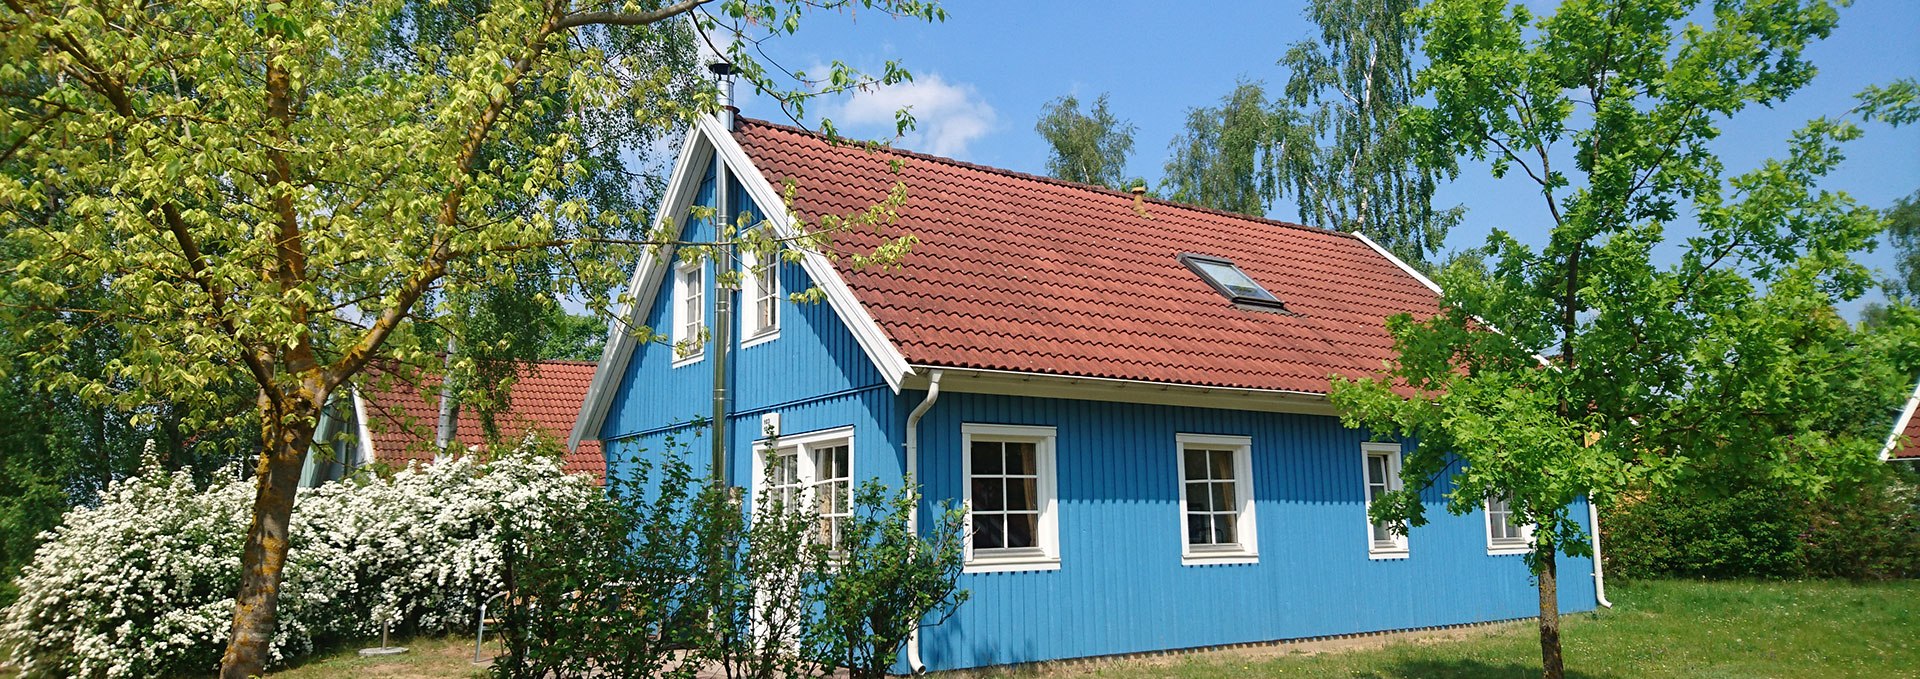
[570,110,1603,672]
[1883,380,1920,463]
[301,359,606,487]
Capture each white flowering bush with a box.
[1,449,598,678]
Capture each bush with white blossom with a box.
[1,448,599,678]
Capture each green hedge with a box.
[1603,466,1920,581]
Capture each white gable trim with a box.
[570,117,912,450]
[1881,379,1920,462]
[1351,231,1442,296]
[699,116,914,391]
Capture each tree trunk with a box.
[1537,547,1565,679]
[219,395,318,678]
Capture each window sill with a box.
[1368,547,1410,561]
[1487,542,1532,556]
[741,329,780,349]
[1181,548,1258,567]
[671,352,704,368]
[963,553,1060,574]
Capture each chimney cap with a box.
[1130,185,1146,195]
[708,61,738,77]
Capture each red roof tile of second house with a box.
[357,360,606,480]
[733,118,1442,394]
[1892,404,1920,459]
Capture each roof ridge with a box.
[734,116,1354,241]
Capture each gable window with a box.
[740,249,780,345]
[672,260,705,365]
[752,427,853,551]
[1362,442,1409,559]
[962,423,1060,573]
[1178,253,1290,312]
[1485,493,1534,555]
[1176,434,1258,565]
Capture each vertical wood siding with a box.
[909,391,1597,670]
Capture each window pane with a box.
[1006,442,1037,475]
[1007,477,1035,512]
[1372,521,1392,543]
[1367,454,1387,485]
[974,515,1005,550]
[1209,450,1235,481]
[971,441,1002,475]
[1213,513,1238,545]
[1184,482,1209,513]
[1184,450,1207,482]
[1188,514,1213,546]
[1005,513,1037,549]
[972,478,1004,511]
[1211,480,1235,512]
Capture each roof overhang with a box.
[569,115,913,450]
[907,366,1340,417]
[1881,379,1920,462]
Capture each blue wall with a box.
[600,162,893,485]
[907,391,1598,670]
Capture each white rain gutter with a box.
[1588,496,1613,608]
[902,369,943,674]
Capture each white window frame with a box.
[1362,442,1409,559]
[1484,493,1535,556]
[739,247,781,347]
[961,423,1061,574]
[1175,433,1258,566]
[749,426,854,550]
[671,259,705,367]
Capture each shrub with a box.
[490,452,969,679]
[1603,467,1920,581]
[1,448,597,678]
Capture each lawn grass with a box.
[152,579,1913,678]
[970,579,1919,679]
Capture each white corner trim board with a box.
[569,115,916,450]
[1881,379,1920,462]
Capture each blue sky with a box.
[732,0,1919,317]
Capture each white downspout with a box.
[903,369,943,675]
[1588,496,1613,608]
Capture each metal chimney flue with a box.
[709,61,738,130]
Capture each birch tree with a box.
[1034,93,1139,191]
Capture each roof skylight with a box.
[1178,253,1290,313]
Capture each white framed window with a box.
[1362,442,1409,559]
[740,248,780,346]
[751,426,854,551]
[961,423,1060,573]
[1176,433,1257,565]
[1485,493,1534,556]
[671,260,705,366]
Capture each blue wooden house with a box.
[570,110,1605,672]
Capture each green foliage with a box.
[1270,0,1460,267]
[1034,93,1141,191]
[1330,0,1918,673]
[1881,189,1920,301]
[806,479,968,679]
[1162,81,1275,216]
[491,442,968,679]
[1605,467,1920,582]
[538,309,607,362]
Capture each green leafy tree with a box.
[1881,189,1920,300]
[1329,1,1919,677]
[0,0,942,674]
[1161,81,1273,216]
[1270,0,1460,267]
[1034,93,1140,190]
[540,308,609,361]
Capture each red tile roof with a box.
[733,117,1443,394]
[1891,398,1920,460]
[358,360,606,480]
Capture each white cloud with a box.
[831,74,997,158]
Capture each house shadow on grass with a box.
[1354,659,1615,679]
